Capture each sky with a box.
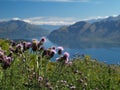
[0,0,120,25]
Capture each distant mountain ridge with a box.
[48,15,120,48]
[0,20,50,39]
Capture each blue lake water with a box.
[43,38,120,65]
[16,37,120,65]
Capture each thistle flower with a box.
[41,37,46,43]
[0,51,4,63]
[45,82,51,88]
[26,42,32,49]
[63,52,70,64]
[0,51,4,57]
[49,86,53,90]
[38,37,46,47]
[38,76,43,82]
[57,46,64,55]
[56,52,70,64]
[64,52,70,58]
[9,46,14,52]
[77,79,84,83]
[0,48,5,55]
[49,49,56,58]
[22,42,32,51]
[32,39,39,51]
[70,85,76,90]
[10,40,16,46]
[15,43,23,53]
[42,49,48,57]
[2,56,12,70]
[51,46,56,50]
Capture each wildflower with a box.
[45,82,51,88]
[70,85,76,90]
[10,40,16,46]
[38,37,46,47]
[0,48,5,55]
[56,52,70,64]
[42,49,48,57]
[38,76,43,82]
[77,79,83,83]
[74,70,79,74]
[15,43,23,53]
[84,82,87,87]
[64,52,70,58]
[51,46,56,50]
[26,42,32,49]
[9,46,15,53]
[0,51,4,57]
[49,86,53,90]
[63,52,70,63]
[41,37,46,43]
[32,39,38,51]
[2,56,12,70]
[0,51,4,63]
[49,49,56,58]
[57,46,64,55]
[84,76,87,81]
[22,42,31,51]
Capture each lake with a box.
[13,37,120,65]
[43,38,120,65]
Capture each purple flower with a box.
[0,51,4,63]
[56,52,70,64]
[49,49,56,58]
[32,39,39,51]
[51,49,57,54]
[38,37,46,47]
[10,40,16,46]
[9,46,15,53]
[2,56,12,70]
[0,51,4,57]
[38,76,43,82]
[40,37,46,43]
[15,43,24,53]
[64,52,70,58]
[57,46,64,55]
[51,46,56,50]
[25,42,32,50]
[4,56,12,62]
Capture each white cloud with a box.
[23,16,79,25]
[83,16,109,21]
[12,17,21,20]
[0,14,119,25]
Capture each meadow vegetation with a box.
[0,38,120,90]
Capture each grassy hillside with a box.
[0,39,120,90]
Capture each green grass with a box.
[0,39,120,90]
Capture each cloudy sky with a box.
[0,0,120,25]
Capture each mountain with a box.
[87,15,120,23]
[0,20,50,39]
[48,15,120,48]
